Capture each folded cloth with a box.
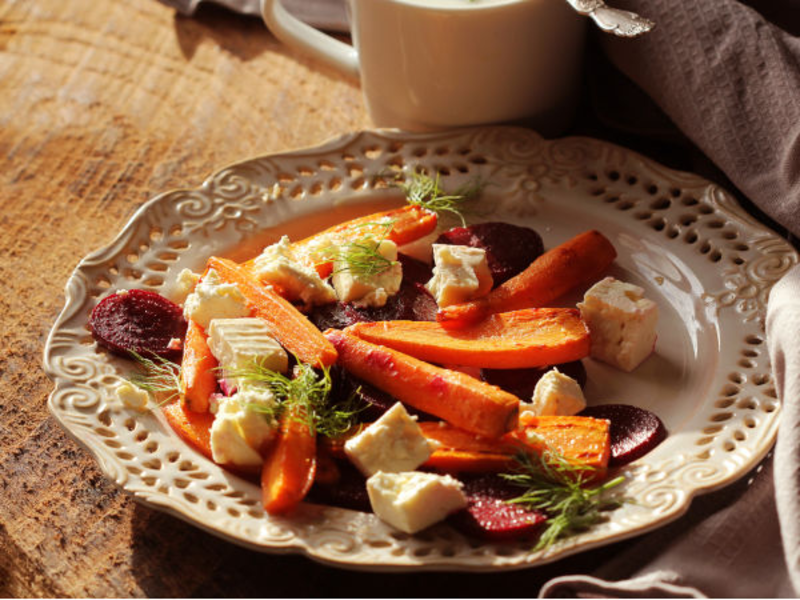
[541,1,800,597]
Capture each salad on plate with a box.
[89,173,667,549]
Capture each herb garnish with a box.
[399,171,484,225]
[502,445,626,551]
[318,222,397,278]
[127,351,181,405]
[229,361,364,438]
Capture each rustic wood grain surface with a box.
[0,0,773,597]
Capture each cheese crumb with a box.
[183,269,249,330]
[366,471,467,534]
[210,387,277,467]
[331,238,403,308]
[253,236,336,307]
[578,277,658,372]
[524,368,586,417]
[344,402,433,476]
[115,382,149,412]
[426,244,493,307]
[207,318,288,386]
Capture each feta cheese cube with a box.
[344,402,433,476]
[207,318,288,385]
[578,277,658,372]
[115,382,149,412]
[253,236,336,307]
[524,368,586,417]
[367,471,467,534]
[183,269,250,330]
[332,238,402,308]
[210,388,277,467]
[426,244,493,308]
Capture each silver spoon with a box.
[565,0,655,37]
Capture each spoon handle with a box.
[566,0,655,38]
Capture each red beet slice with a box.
[449,474,546,541]
[308,461,371,512]
[397,253,433,286]
[435,222,544,286]
[89,289,187,361]
[579,404,667,466]
[355,281,437,322]
[308,301,367,331]
[481,361,587,401]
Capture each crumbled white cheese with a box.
[331,238,402,308]
[172,268,201,304]
[366,471,467,534]
[425,244,493,308]
[524,368,586,417]
[344,402,433,476]
[207,318,288,386]
[183,269,249,330]
[210,387,277,467]
[253,235,336,307]
[115,382,149,412]
[578,277,658,372]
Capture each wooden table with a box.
[0,0,769,596]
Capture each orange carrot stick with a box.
[324,329,519,438]
[345,308,590,369]
[180,320,218,413]
[516,414,611,471]
[293,205,438,278]
[438,230,616,325]
[161,399,215,460]
[261,407,317,515]
[207,256,338,368]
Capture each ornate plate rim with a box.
[43,126,796,571]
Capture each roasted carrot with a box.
[180,319,218,413]
[345,308,590,369]
[161,399,215,460]
[261,406,317,515]
[293,205,438,278]
[207,256,338,368]
[419,417,610,475]
[438,230,617,325]
[324,329,519,438]
[516,414,611,471]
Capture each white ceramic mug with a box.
[261,0,586,132]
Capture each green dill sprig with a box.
[399,171,484,226]
[501,445,626,551]
[127,351,181,406]
[318,222,397,278]
[229,361,364,438]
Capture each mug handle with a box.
[260,0,360,80]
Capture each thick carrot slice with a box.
[516,414,611,471]
[293,205,438,278]
[180,320,218,413]
[161,399,215,460]
[345,308,589,369]
[261,407,317,515]
[438,230,616,325]
[324,330,519,438]
[420,416,610,476]
[207,256,338,368]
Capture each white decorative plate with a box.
[44,127,797,571]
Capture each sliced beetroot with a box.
[397,253,433,286]
[308,301,367,331]
[435,222,544,286]
[481,361,587,401]
[449,474,546,541]
[579,404,667,466]
[308,461,371,512]
[89,289,187,361]
[354,281,437,322]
